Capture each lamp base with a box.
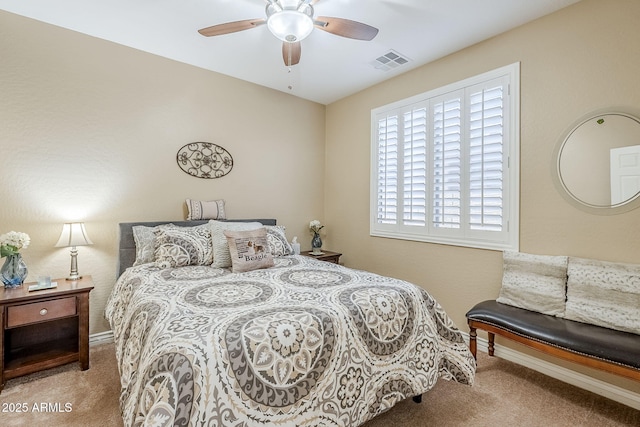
[66,247,82,281]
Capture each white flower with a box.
[309,220,324,234]
[0,231,30,257]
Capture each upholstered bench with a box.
[466,252,640,382]
[467,300,640,380]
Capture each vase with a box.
[1,253,28,288]
[311,232,323,254]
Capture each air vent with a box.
[370,50,410,71]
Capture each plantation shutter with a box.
[403,107,427,227]
[432,95,462,229]
[468,82,504,232]
[370,63,518,251]
[376,114,399,225]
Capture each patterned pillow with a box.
[265,225,293,257]
[154,224,213,268]
[209,220,263,268]
[496,251,568,317]
[224,228,274,273]
[186,199,226,220]
[132,224,175,266]
[565,257,640,335]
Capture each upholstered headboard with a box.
[117,219,277,277]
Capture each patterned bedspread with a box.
[105,255,475,427]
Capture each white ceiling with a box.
[0,0,581,105]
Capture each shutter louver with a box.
[377,115,398,225]
[403,108,427,226]
[432,98,462,229]
[469,85,504,231]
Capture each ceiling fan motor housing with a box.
[266,0,314,42]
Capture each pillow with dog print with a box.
[224,228,274,273]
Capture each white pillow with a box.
[496,251,568,317]
[186,199,226,220]
[209,220,263,268]
[565,257,640,335]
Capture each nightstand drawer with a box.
[6,297,77,328]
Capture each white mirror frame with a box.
[553,110,640,215]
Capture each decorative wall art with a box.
[176,142,234,179]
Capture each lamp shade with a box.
[55,223,93,248]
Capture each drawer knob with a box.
[40,308,48,316]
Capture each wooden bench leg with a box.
[488,332,495,356]
[469,326,477,360]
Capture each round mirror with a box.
[554,111,640,215]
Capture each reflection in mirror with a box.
[556,112,640,213]
[610,144,640,205]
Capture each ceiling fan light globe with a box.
[267,10,313,42]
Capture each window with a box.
[371,63,519,251]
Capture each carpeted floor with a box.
[1,342,638,426]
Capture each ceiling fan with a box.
[198,0,379,67]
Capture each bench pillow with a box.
[496,251,568,317]
[565,257,640,335]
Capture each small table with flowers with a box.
[301,250,342,264]
[0,276,94,393]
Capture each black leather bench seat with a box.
[466,300,640,370]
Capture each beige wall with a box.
[2,0,639,394]
[325,0,640,392]
[0,11,326,334]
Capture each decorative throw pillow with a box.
[209,220,263,268]
[154,223,213,268]
[132,224,175,266]
[265,225,293,257]
[224,228,274,273]
[496,251,568,317]
[564,257,640,335]
[186,199,226,220]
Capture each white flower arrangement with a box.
[309,220,324,234]
[0,231,31,257]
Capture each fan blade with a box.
[314,16,378,41]
[198,19,265,37]
[282,41,301,66]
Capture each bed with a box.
[105,219,475,427]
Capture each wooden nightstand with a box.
[0,276,94,393]
[301,250,342,264]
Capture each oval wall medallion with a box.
[176,142,233,179]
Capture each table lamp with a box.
[55,222,93,280]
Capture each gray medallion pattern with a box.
[418,287,465,344]
[278,268,353,288]
[272,256,301,269]
[224,307,335,407]
[184,280,274,309]
[134,353,194,427]
[339,286,414,355]
[368,378,415,417]
[105,254,475,427]
[160,265,228,281]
